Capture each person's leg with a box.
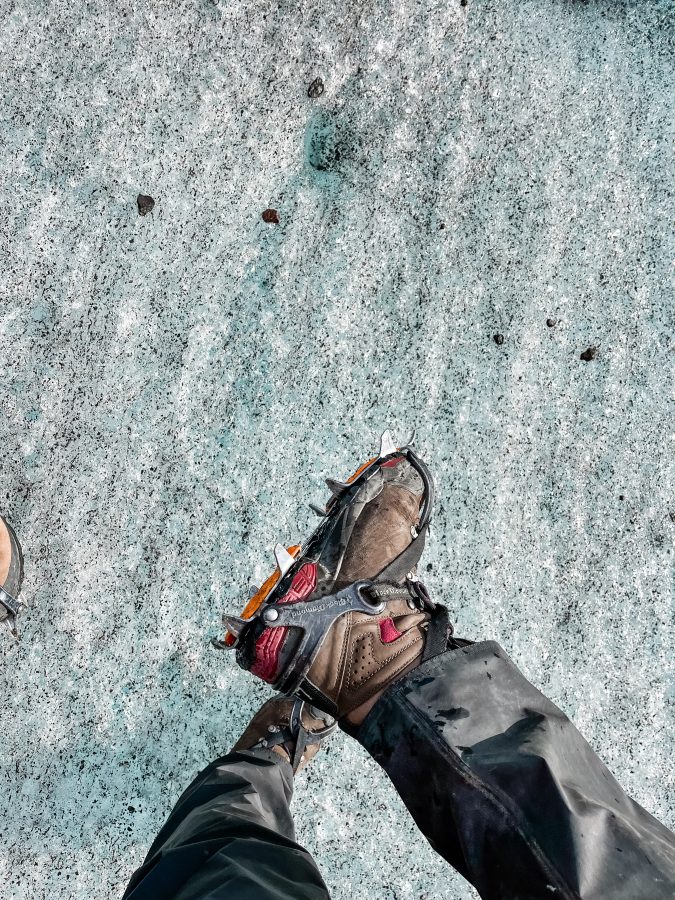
[218,440,675,897]
[351,640,675,900]
[123,700,333,900]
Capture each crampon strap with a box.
[421,604,452,663]
[374,522,429,584]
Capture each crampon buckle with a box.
[211,428,434,653]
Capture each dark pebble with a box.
[439,223,445,229]
[494,333,504,345]
[460,0,468,6]
[128,805,136,813]
[580,347,598,361]
[308,77,324,99]
[262,208,280,224]
[426,562,433,571]
[546,318,557,327]
[619,495,625,501]
[137,194,155,216]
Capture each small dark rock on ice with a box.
[546,318,557,327]
[494,333,504,345]
[580,347,598,361]
[137,194,155,216]
[308,77,325,99]
[262,208,280,224]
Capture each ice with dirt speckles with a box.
[0,1,673,898]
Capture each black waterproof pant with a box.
[123,642,675,899]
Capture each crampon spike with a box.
[325,478,350,496]
[211,636,230,651]
[274,544,295,577]
[222,614,248,638]
[379,430,397,459]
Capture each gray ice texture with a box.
[0,0,673,898]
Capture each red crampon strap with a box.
[251,563,318,682]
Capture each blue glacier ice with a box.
[0,1,672,897]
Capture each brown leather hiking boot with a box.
[215,433,465,724]
[232,696,337,774]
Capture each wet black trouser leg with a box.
[122,748,330,900]
[123,642,675,900]
[356,641,675,900]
